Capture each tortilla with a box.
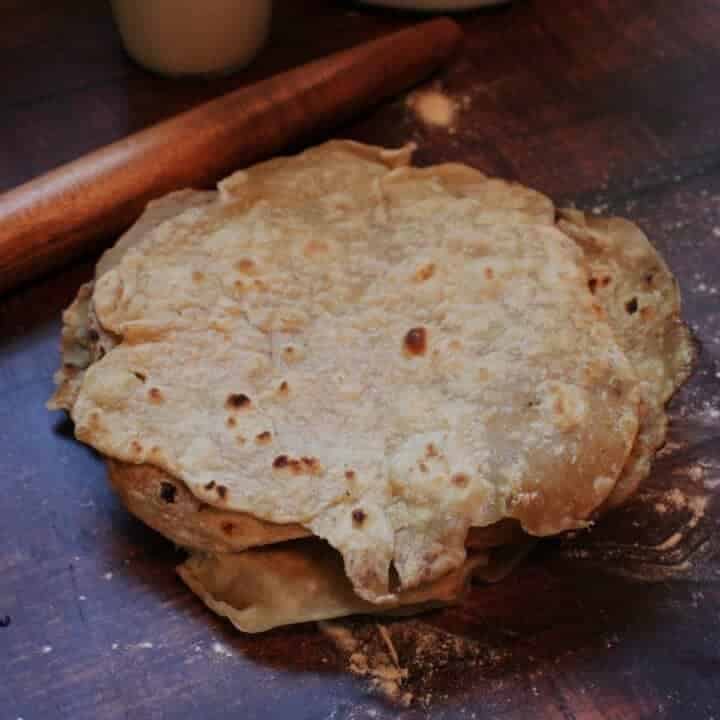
[106,457,525,555]
[557,210,695,507]
[106,458,308,552]
[177,538,530,633]
[55,141,643,603]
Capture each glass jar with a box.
[110,0,273,77]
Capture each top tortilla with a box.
[52,141,650,603]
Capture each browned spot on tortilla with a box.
[278,381,289,395]
[626,297,639,314]
[87,328,100,342]
[159,482,176,503]
[645,272,655,286]
[602,276,612,287]
[226,416,237,428]
[233,280,246,294]
[592,303,605,319]
[192,271,205,284]
[426,443,439,458]
[452,473,469,488]
[304,239,329,256]
[641,305,655,321]
[419,462,429,473]
[226,393,251,410]
[254,279,268,292]
[132,371,146,382]
[449,339,462,351]
[256,431,272,445]
[216,485,228,501]
[413,263,435,282]
[221,522,234,536]
[236,435,246,446]
[148,387,163,404]
[273,455,321,476]
[389,477,403,498]
[234,258,256,274]
[484,267,494,280]
[204,481,216,491]
[404,327,427,356]
[345,470,356,481]
[588,277,598,294]
[130,440,143,455]
[352,509,367,527]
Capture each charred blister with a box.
[255,431,273,445]
[148,387,163,404]
[159,482,177,504]
[272,455,322,476]
[273,455,289,469]
[404,327,428,357]
[216,485,228,501]
[352,509,367,527]
[226,393,251,410]
[625,297,639,314]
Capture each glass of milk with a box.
[110,0,273,77]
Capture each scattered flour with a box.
[407,89,459,131]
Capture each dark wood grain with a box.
[1,1,719,719]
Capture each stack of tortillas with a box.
[49,141,693,632]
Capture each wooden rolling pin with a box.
[0,18,461,296]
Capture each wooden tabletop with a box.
[2,1,719,718]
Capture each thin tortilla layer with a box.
[177,539,515,633]
[557,209,695,507]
